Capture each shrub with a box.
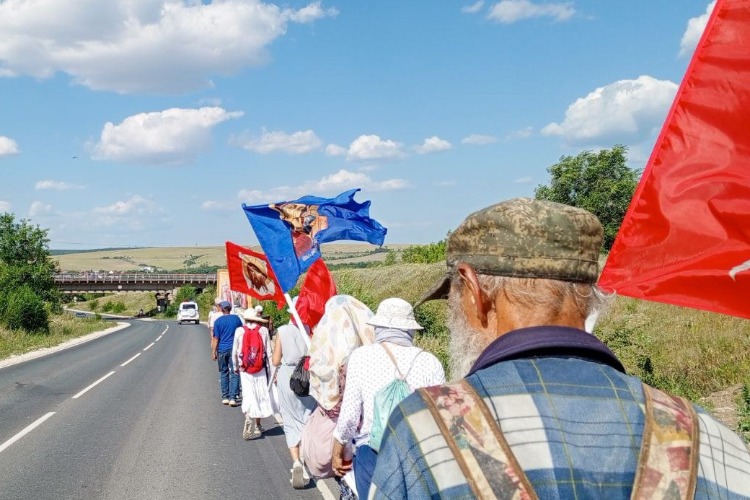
[3,285,49,333]
[89,299,99,311]
[101,301,114,312]
[110,301,126,314]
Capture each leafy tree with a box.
[0,213,59,331]
[401,239,447,264]
[534,145,640,251]
[3,285,49,333]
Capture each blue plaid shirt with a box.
[370,327,750,499]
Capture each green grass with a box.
[0,313,110,359]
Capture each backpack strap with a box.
[631,384,699,500]
[418,380,538,500]
[380,343,405,379]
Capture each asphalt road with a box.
[0,320,325,500]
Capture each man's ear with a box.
[456,263,491,328]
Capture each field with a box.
[53,243,413,272]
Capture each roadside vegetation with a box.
[0,312,109,359]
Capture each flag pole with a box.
[284,292,311,350]
[266,365,278,393]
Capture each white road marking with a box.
[316,478,337,500]
[143,342,155,351]
[161,326,169,335]
[72,371,116,399]
[121,353,141,367]
[0,412,56,454]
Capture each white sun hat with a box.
[242,308,268,323]
[367,298,423,330]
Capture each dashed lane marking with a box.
[121,353,141,367]
[0,412,56,454]
[72,371,116,399]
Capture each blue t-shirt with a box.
[213,314,242,352]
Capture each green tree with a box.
[0,213,59,331]
[534,145,639,251]
[401,239,447,264]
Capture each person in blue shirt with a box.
[211,301,243,407]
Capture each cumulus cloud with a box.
[346,135,404,162]
[0,136,19,155]
[513,176,534,184]
[325,144,347,156]
[679,1,715,57]
[35,180,84,190]
[541,75,678,146]
[0,201,11,212]
[414,136,452,154]
[505,126,533,140]
[200,200,235,212]
[0,0,338,94]
[233,128,322,154]
[92,195,163,228]
[462,1,485,14]
[92,107,243,164]
[237,168,407,204]
[486,0,575,23]
[462,134,498,145]
[29,201,52,217]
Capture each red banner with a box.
[599,0,750,319]
[296,259,337,329]
[225,241,285,309]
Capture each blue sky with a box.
[0,0,715,249]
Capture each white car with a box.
[177,301,200,325]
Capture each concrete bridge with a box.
[54,273,217,294]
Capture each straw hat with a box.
[242,308,268,323]
[367,298,423,330]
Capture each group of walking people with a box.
[208,197,750,499]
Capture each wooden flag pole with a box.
[284,292,311,350]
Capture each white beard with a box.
[447,294,487,381]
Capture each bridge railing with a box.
[53,273,217,284]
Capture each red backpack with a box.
[240,324,265,374]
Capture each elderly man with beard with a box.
[369,198,750,499]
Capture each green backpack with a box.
[369,344,422,452]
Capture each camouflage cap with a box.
[417,198,603,304]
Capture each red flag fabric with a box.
[598,0,750,319]
[295,259,337,329]
[225,241,285,309]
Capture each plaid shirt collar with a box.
[468,325,625,376]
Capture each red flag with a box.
[225,241,285,309]
[599,0,750,319]
[295,259,337,329]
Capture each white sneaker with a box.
[242,416,255,440]
[228,399,238,407]
[221,399,230,405]
[291,460,307,489]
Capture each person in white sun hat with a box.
[331,297,445,499]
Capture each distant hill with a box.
[53,243,413,272]
[50,247,142,256]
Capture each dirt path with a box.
[700,384,743,430]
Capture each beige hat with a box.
[242,308,268,323]
[367,298,423,330]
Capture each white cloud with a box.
[201,200,236,212]
[505,126,533,140]
[679,1,715,57]
[462,1,485,14]
[234,128,322,154]
[487,0,575,23]
[436,180,457,187]
[29,201,52,216]
[414,136,452,154]
[92,107,243,164]
[0,0,338,94]
[346,135,404,162]
[238,168,407,204]
[92,195,163,229]
[462,134,497,145]
[35,180,84,190]
[325,144,347,156]
[0,136,19,155]
[542,75,678,146]
[513,176,533,184]
[0,201,11,212]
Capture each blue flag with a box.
[242,189,387,292]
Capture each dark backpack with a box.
[240,324,265,374]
